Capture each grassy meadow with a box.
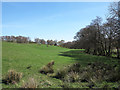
[2,42,120,88]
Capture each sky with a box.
[2,2,111,42]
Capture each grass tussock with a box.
[40,60,54,74]
[21,77,38,88]
[53,63,81,79]
[2,69,22,84]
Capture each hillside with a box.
[2,42,120,88]
[2,42,75,88]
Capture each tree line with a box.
[1,36,30,43]
[72,2,120,58]
[0,35,67,47]
[34,38,65,47]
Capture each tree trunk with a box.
[93,49,97,55]
[116,47,120,59]
[107,37,112,57]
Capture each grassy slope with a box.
[2,42,74,88]
[2,42,119,88]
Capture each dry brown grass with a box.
[3,69,22,84]
[21,77,38,88]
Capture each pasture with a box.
[2,42,120,88]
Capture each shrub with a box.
[46,60,54,68]
[3,69,22,84]
[53,68,68,79]
[40,60,54,74]
[21,78,38,88]
[63,71,80,82]
[54,63,81,80]
[40,65,54,74]
[67,63,81,72]
[53,62,120,84]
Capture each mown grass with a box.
[2,42,120,88]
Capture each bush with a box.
[40,65,54,74]
[67,63,81,72]
[54,63,81,80]
[53,62,120,84]
[63,71,80,82]
[40,61,54,74]
[53,68,68,79]
[2,70,22,84]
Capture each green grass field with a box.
[2,42,120,88]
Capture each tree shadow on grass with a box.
[59,50,90,61]
[59,50,119,66]
[59,50,84,58]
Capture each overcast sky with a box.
[2,2,111,42]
